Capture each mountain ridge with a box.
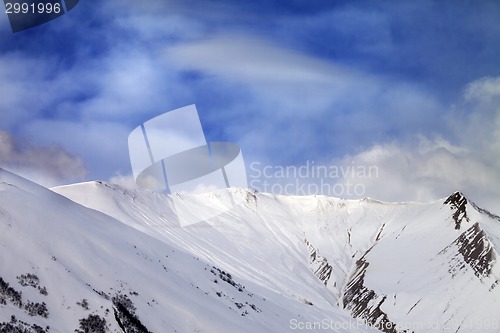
[53,178,500,332]
[1,168,499,332]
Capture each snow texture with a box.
[1,168,499,332]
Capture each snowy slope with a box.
[53,180,500,333]
[1,168,376,333]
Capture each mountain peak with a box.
[445,191,467,202]
[444,191,470,230]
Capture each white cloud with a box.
[18,119,133,182]
[332,76,500,213]
[464,76,500,103]
[335,138,497,204]
[459,77,500,168]
[108,173,137,189]
[247,75,500,214]
[0,130,87,187]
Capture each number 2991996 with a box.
[5,2,61,14]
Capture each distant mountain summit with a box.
[1,168,499,332]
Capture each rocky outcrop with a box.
[305,239,333,286]
[440,222,497,280]
[342,258,411,333]
[444,192,469,230]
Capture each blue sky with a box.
[1,0,500,211]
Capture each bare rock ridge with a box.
[342,257,407,333]
[456,223,497,278]
[305,239,333,287]
[440,222,498,282]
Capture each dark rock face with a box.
[305,239,333,286]
[440,222,497,280]
[457,223,496,278]
[444,192,470,230]
[342,259,411,333]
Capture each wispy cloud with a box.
[164,33,444,164]
[165,34,343,84]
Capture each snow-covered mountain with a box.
[1,168,500,332]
